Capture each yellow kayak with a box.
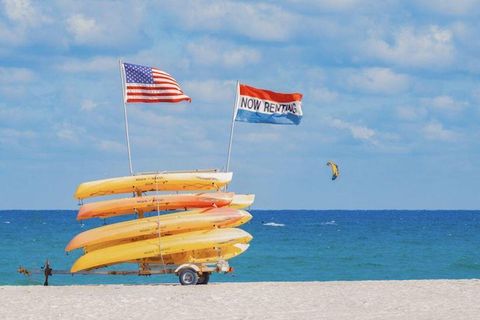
[66,208,252,252]
[70,228,252,272]
[74,171,233,200]
[141,243,250,265]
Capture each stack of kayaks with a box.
[67,171,254,273]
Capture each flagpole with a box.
[119,60,134,175]
[226,81,240,172]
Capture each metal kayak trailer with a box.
[18,259,234,286]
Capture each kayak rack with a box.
[18,259,233,286]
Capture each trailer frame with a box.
[18,259,233,286]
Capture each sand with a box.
[1,280,479,320]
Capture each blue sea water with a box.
[1,210,479,285]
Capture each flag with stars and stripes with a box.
[122,62,191,104]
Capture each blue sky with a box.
[1,0,479,210]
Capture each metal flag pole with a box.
[225,81,240,172]
[119,60,134,175]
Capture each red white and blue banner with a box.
[235,84,303,125]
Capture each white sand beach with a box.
[1,280,479,320]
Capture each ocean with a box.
[1,210,479,285]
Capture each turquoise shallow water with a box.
[1,210,479,285]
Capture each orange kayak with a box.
[77,192,234,220]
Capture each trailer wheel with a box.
[178,268,198,285]
[197,272,210,285]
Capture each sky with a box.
[1,0,480,210]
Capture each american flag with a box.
[122,62,191,103]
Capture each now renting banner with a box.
[235,84,303,125]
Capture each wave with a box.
[321,220,337,225]
[263,222,285,227]
[3,221,10,224]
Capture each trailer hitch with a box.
[42,260,53,286]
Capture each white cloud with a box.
[0,128,35,139]
[61,4,147,48]
[0,22,21,45]
[329,118,376,141]
[55,123,85,143]
[80,99,98,112]
[0,67,35,84]
[396,105,427,121]
[0,128,36,147]
[347,68,410,94]
[397,96,467,123]
[416,0,480,16]
[286,0,371,11]
[126,107,220,156]
[0,0,51,46]
[308,87,338,103]
[472,87,480,103]
[0,67,35,97]
[365,25,455,68]
[186,38,261,68]
[167,1,299,41]
[58,56,117,73]
[66,14,99,43]
[422,121,459,141]
[425,95,467,112]
[2,0,50,27]
[0,104,44,124]
[183,80,235,103]
[227,49,261,68]
[128,108,189,129]
[240,132,281,143]
[96,139,125,153]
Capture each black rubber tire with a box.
[178,268,198,285]
[197,273,210,285]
